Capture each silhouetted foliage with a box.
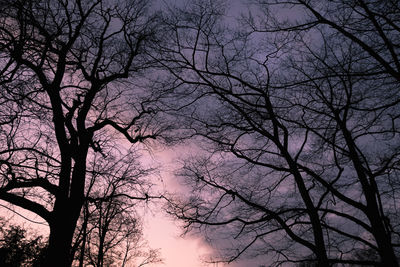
[0,220,47,267]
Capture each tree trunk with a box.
[44,218,75,266]
[283,150,330,266]
[43,200,82,267]
[367,201,399,267]
[78,207,89,267]
[338,119,399,266]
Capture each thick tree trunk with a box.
[43,140,88,266]
[43,198,83,267]
[44,216,76,267]
[367,202,399,267]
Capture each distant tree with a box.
[71,152,163,267]
[0,0,166,266]
[156,0,400,266]
[0,219,47,267]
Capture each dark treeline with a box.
[0,0,399,266]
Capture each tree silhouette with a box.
[0,0,165,266]
[157,0,400,266]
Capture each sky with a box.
[141,145,267,267]
[144,213,213,267]
[140,147,216,267]
[144,213,266,267]
[140,146,220,267]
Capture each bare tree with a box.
[156,0,400,266]
[0,0,165,266]
[71,151,162,267]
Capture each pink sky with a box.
[144,213,213,267]
[142,147,266,267]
